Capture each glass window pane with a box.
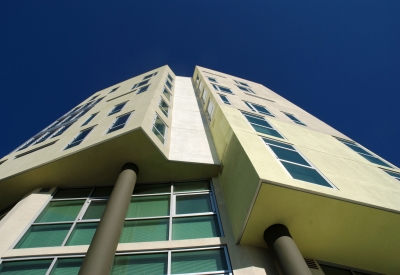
[252,124,283,138]
[176,194,212,214]
[282,162,332,188]
[0,259,52,275]
[359,154,392,168]
[15,224,72,248]
[53,188,92,199]
[172,216,220,240]
[35,200,85,223]
[111,253,168,275]
[384,170,400,178]
[126,195,170,218]
[82,201,107,220]
[262,138,294,150]
[49,258,83,275]
[344,143,373,156]
[163,88,171,100]
[219,86,232,94]
[171,249,228,274]
[133,184,171,195]
[91,187,113,197]
[65,222,98,246]
[253,104,272,116]
[319,264,353,275]
[119,219,169,243]
[244,115,272,128]
[173,181,210,192]
[269,146,310,166]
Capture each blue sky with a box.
[1,1,399,166]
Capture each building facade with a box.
[0,65,399,275]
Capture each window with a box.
[335,137,393,168]
[166,80,172,90]
[212,84,233,94]
[263,137,333,188]
[107,113,132,134]
[0,159,7,166]
[1,247,231,275]
[244,101,274,116]
[108,87,120,93]
[382,169,400,181]
[131,80,149,90]
[17,138,37,151]
[195,75,200,86]
[283,112,306,126]
[236,85,255,94]
[52,123,73,137]
[159,98,169,117]
[90,95,99,100]
[163,87,172,100]
[109,102,127,116]
[201,89,208,104]
[152,115,167,144]
[219,94,231,105]
[136,85,149,94]
[207,77,217,83]
[15,141,58,158]
[143,72,157,80]
[206,100,215,121]
[14,181,222,248]
[64,127,94,150]
[242,112,283,138]
[89,97,103,107]
[81,113,98,126]
[167,74,174,82]
[32,131,54,145]
[319,263,375,275]
[234,80,249,87]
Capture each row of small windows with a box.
[0,246,231,275]
[16,72,173,153]
[14,181,222,249]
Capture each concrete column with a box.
[78,163,139,275]
[264,224,312,275]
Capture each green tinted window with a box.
[91,187,113,197]
[53,188,92,199]
[282,162,331,187]
[49,258,83,275]
[111,254,168,275]
[270,146,310,166]
[173,181,209,192]
[133,184,170,195]
[172,216,220,240]
[262,138,293,149]
[16,224,71,248]
[65,222,98,246]
[252,124,283,138]
[82,201,107,220]
[126,196,169,218]
[120,219,169,243]
[359,154,392,168]
[0,259,52,275]
[35,201,84,223]
[171,249,228,274]
[176,195,212,214]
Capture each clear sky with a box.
[1,1,399,166]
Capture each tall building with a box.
[0,65,399,275]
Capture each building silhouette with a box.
[0,65,398,275]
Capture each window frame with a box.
[152,114,168,144]
[64,126,95,150]
[107,112,133,134]
[218,94,231,105]
[212,84,234,95]
[282,112,306,126]
[244,101,274,117]
[262,137,336,189]
[242,111,284,139]
[108,102,127,116]
[159,97,170,117]
[12,180,224,249]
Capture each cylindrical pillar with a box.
[264,224,312,275]
[78,163,139,275]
